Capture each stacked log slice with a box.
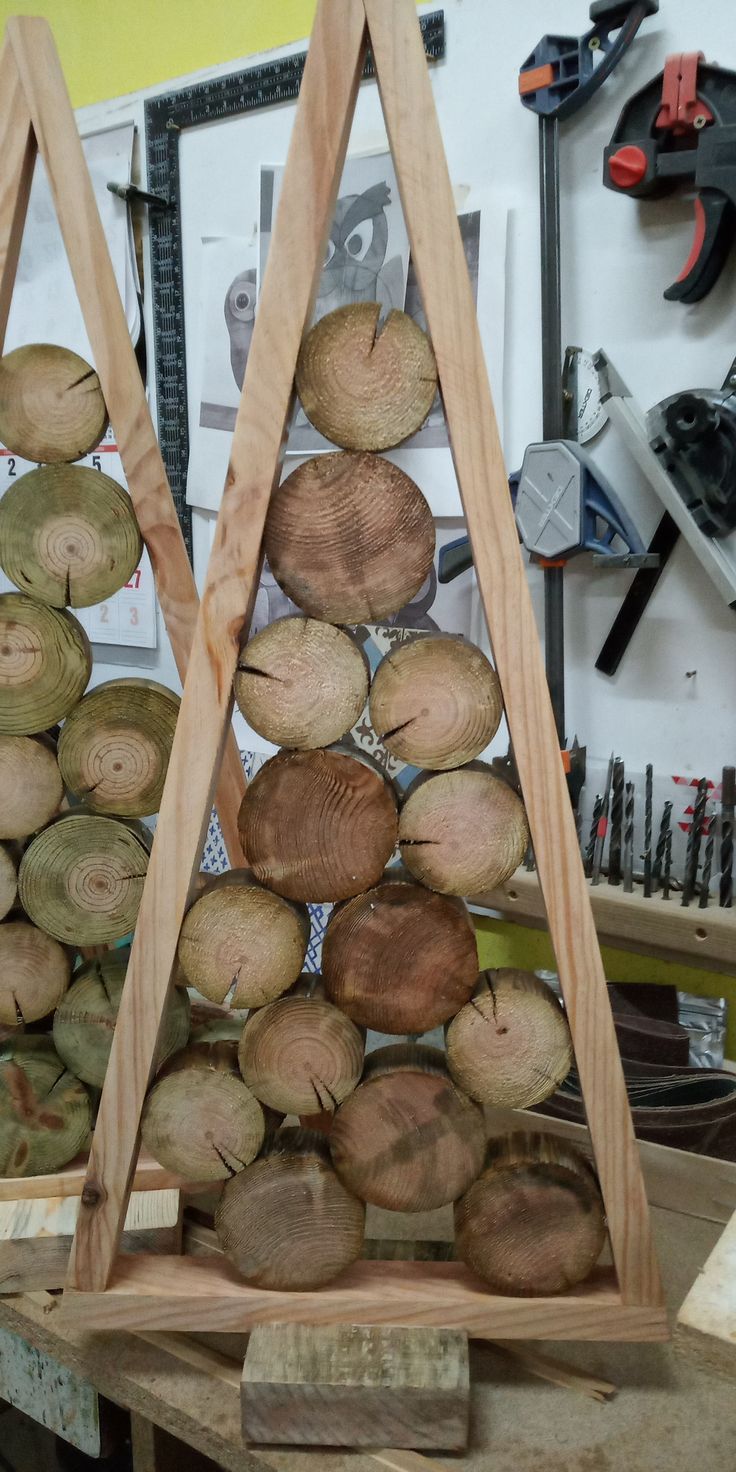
[0,844,17,922]
[141,1040,266,1182]
[0,465,142,608]
[0,1046,91,1176]
[263,452,434,624]
[322,880,478,1034]
[233,617,368,750]
[399,767,529,895]
[330,1044,485,1212]
[215,1126,365,1289]
[369,635,503,770]
[0,344,108,463]
[176,871,309,1007]
[53,946,190,1088]
[58,678,180,817]
[446,969,573,1108]
[295,303,437,451]
[238,980,364,1115]
[0,920,71,1024]
[0,734,63,837]
[0,593,91,734]
[18,811,150,944]
[239,749,398,902]
[454,1133,607,1295]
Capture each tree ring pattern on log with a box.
[18,812,150,944]
[233,616,369,750]
[53,947,191,1088]
[239,749,398,902]
[263,452,435,624]
[0,593,91,735]
[0,1048,92,1176]
[0,465,142,608]
[0,844,17,922]
[454,1132,607,1295]
[0,920,71,1025]
[176,877,309,1008]
[0,344,108,463]
[446,969,573,1109]
[238,992,364,1115]
[295,302,437,451]
[142,1042,265,1182]
[58,678,180,817]
[322,880,478,1034]
[370,635,503,770]
[215,1127,365,1289]
[398,767,529,895]
[0,734,63,838]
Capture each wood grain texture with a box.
[0,343,108,462]
[446,969,573,1109]
[295,303,437,450]
[399,767,529,896]
[0,1147,192,1203]
[0,1189,182,1293]
[263,451,434,624]
[370,635,503,770]
[3,17,245,861]
[176,872,308,1007]
[19,811,150,945]
[0,733,63,838]
[241,1323,469,1449]
[238,981,364,1115]
[0,40,35,346]
[58,678,180,817]
[68,0,370,1292]
[0,592,91,734]
[141,1040,265,1182]
[234,615,368,749]
[0,919,71,1025]
[0,840,17,920]
[363,0,660,1308]
[0,1048,91,1176]
[676,1209,736,1381]
[53,947,190,1088]
[322,879,478,1034]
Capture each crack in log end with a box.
[211,1140,247,1177]
[378,716,418,742]
[235,664,281,681]
[311,1075,339,1113]
[483,970,499,1022]
[67,368,97,389]
[11,993,24,1028]
[398,838,441,847]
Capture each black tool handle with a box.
[596,512,680,676]
[664,189,735,305]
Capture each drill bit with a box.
[652,800,673,892]
[643,763,653,898]
[585,795,602,878]
[699,822,714,908]
[623,781,635,893]
[662,826,672,900]
[682,777,709,907]
[720,766,734,908]
[608,758,624,885]
[592,753,614,887]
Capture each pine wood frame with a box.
[52,0,666,1338]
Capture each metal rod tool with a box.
[700,824,714,909]
[623,781,635,893]
[682,777,709,907]
[720,766,734,908]
[592,754,614,886]
[643,763,653,898]
[652,800,672,892]
[608,758,624,885]
[585,794,602,878]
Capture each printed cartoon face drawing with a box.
[224,268,256,391]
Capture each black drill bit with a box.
[662,826,672,900]
[643,764,653,898]
[682,777,709,907]
[608,758,624,885]
[699,823,714,909]
[592,753,614,887]
[585,795,602,878]
[623,781,635,893]
[652,800,673,892]
[720,766,734,908]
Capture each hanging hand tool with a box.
[603,53,736,304]
[721,766,734,908]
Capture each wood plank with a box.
[67,0,370,1294]
[0,41,35,344]
[362,0,660,1311]
[241,1323,469,1449]
[0,1147,195,1203]
[0,1321,101,1454]
[4,17,246,863]
[676,1210,736,1380]
[60,1255,669,1340]
[0,1189,181,1292]
[475,868,736,973]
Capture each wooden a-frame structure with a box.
[20,0,666,1338]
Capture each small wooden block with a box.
[676,1210,736,1381]
[241,1323,469,1449]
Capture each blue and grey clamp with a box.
[518,0,659,123]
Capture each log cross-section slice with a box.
[238,983,364,1115]
[0,920,71,1026]
[0,344,108,463]
[454,1132,607,1296]
[215,1126,365,1290]
[322,880,478,1034]
[176,873,309,1008]
[0,464,142,609]
[0,734,63,838]
[141,1040,265,1183]
[0,593,91,735]
[58,678,180,817]
[446,969,573,1109]
[0,844,17,922]
[330,1044,486,1212]
[18,811,150,945]
[233,616,368,750]
[370,635,503,770]
[295,302,437,451]
[263,451,435,625]
[53,946,191,1089]
[239,749,398,903]
[399,767,529,896]
[0,1047,92,1177]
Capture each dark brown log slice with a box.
[238,981,364,1115]
[446,969,573,1109]
[0,1046,91,1176]
[0,734,63,838]
[295,302,437,451]
[58,677,180,817]
[0,593,91,735]
[176,871,309,1007]
[18,811,150,945]
[234,617,368,749]
[141,1040,265,1182]
[0,344,108,463]
[53,945,191,1088]
[263,452,435,624]
[370,635,503,770]
[0,919,71,1025]
[399,767,529,896]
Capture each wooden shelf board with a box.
[0,1149,196,1203]
[60,1255,669,1340]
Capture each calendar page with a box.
[0,424,157,649]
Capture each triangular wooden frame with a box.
[47,0,664,1338]
[0,16,246,865]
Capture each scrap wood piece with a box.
[490,1339,617,1400]
[676,1208,736,1381]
